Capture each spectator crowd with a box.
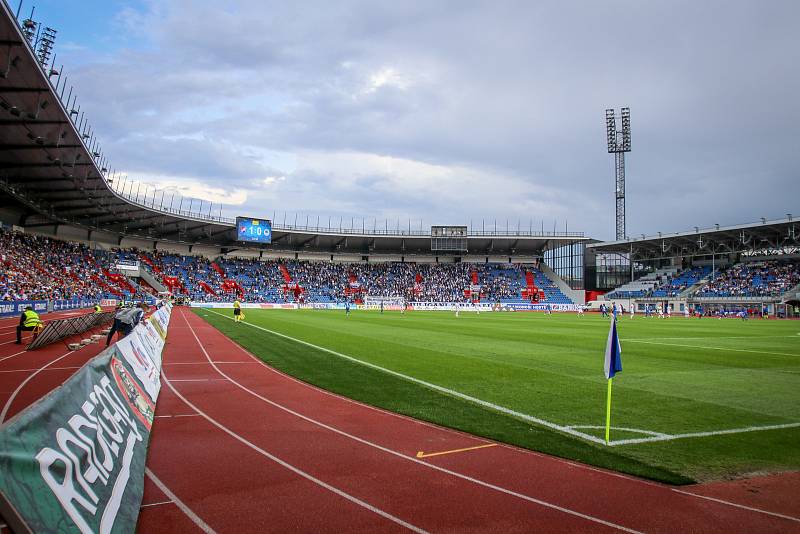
[1,226,577,305]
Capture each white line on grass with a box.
[623,339,798,358]
[627,335,799,341]
[609,422,800,446]
[205,310,800,447]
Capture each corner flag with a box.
[604,315,622,444]
[604,315,622,379]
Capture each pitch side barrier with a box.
[0,299,104,318]
[189,301,579,312]
[0,303,173,534]
[27,311,116,350]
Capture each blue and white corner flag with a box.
[604,316,623,379]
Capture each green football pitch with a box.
[194,307,800,484]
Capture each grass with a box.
[193,307,800,483]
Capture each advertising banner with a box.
[0,300,48,318]
[52,299,95,312]
[189,302,298,310]
[187,301,578,312]
[0,304,172,533]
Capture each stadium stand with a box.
[605,266,713,299]
[0,228,576,305]
[1,227,104,301]
[695,261,800,298]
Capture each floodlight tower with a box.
[605,108,631,240]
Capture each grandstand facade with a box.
[587,218,800,318]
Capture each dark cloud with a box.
[63,0,800,239]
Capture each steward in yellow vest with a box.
[94,303,102,313]
[16,306,43,344]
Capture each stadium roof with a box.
[0,4,588,256]
[587,216,799,260]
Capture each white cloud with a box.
[365,67,410,94]
[120,173,249,206]
[262,175,286,186]
[69,0,800,240]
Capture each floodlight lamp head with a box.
[605,109,617,152]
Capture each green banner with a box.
[0,304,172,533]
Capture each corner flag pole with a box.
[603,307,622,445]
[605,377,613,444]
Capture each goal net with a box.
[364,296,405,309]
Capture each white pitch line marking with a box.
[145,468,217,534]
[623,339,798,358]
[610,422,800,446]
[187,311,642,533]
[205,309,800,447]
[671,489,800,523]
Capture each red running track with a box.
[0,307,110,423]
[139,310,800,533]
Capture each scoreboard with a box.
[236,217,272,243]
[431,226,468,252]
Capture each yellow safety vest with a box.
[23,310,41,327]
[94,304,102,313]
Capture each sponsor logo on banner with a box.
[114,334,160,404]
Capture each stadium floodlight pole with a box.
[605,107,632,240]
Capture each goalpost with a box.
[364,296,405,310]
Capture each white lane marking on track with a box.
[0,350,27,363]
[162,361,254,365]
[671,489,800,523]
[140,500,174,509]
[623,339,798,357]
[186,311,643,533]
[0,366,80,373]
[162,372,430,533]
[169,378,229,382]
[0,350,76,422]
[206,309,800,446]
[193,318,680,490]
[204,310,608,445]
[218,332,674,489]
[155,414,200,418]
[145,468,217,533]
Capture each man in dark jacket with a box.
[106,302,148,346]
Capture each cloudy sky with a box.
[28,0,800,240]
